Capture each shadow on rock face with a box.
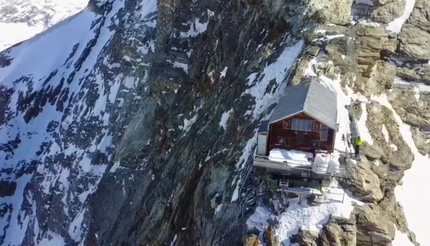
[0,181,17,197]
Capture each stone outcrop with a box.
[245,234,262,246]
[360,61,396,94]
[341,160,384,203]
[355,25,397,68]
[264,226,280,246]
[396,67,430,84]
[320,216,356,246]
[389,85,430,127]
[377,191,409,233]
[355,205,396,246]
[0,181,16,197]
[290,229,319,246]
[398,0,430,58]
[309,0,354,25]
[399,25,430,59]
[371,0,404,24]
[411,127,430,155]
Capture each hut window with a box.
[297,134,305,144]
[320,127,329,141]
[277,136,289,145]
[282,120,291,129]
[312,141,322,149]
[292,119,313,132]
[313,122,322,131]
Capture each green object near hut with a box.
[268,179,278,190]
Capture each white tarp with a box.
[313,153,340,174]
[268,148,313,166]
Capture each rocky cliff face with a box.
[0,0,429,245]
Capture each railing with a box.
[254,154,349,179]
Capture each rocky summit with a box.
[0,0,429,245]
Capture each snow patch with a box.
[392,229,415,246]
[243,39,305,120]
[172,61,188,73]
[385,0,416,33]
[357,102,374,145]
[180,115,198,132]
[180,18,208,38]
[219,109,233,130]
[319,76,354,154]
[220,66,228,78]
[382,124,389,142]
[247,187,361,246]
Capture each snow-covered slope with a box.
[0,0,156,244]
[0,0,88,51]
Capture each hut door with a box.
[257,134,267,155]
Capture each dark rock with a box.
[0,181,16,197]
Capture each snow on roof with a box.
[269,81,338,129]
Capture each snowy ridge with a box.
[0,0,157,244]
[0,0,88,51]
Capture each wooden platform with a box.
[254,155,349,180]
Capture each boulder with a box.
[399,25,430,59]
[341,161,384,202]
[290,229,319,246]
[0,181,17,197]
[396,66,430,84]
[355,205,396,246]
[245,234,262,246]
[377,191,408,232]
[263,226,280,246]
[406,0,430,29]
[365,100,415,174]
[320,216,356,246]
[371,0,404,23]
[365,61,396,94]
[361,143,385,161]
[411,126,430,155]
[355,25,397,66]
[389,86,430,128]
[309,0,354,25]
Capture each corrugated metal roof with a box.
[268,81,338,129]
[258,120,269,133]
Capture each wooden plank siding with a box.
[266,112,335,156]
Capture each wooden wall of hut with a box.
[267,112,335,155]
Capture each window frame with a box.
[291,118,313,132]
[282,119,291,129]
[277,136,290,146]
[311,141,322,149]
[297,134,305,144]
[320,126,329,141]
